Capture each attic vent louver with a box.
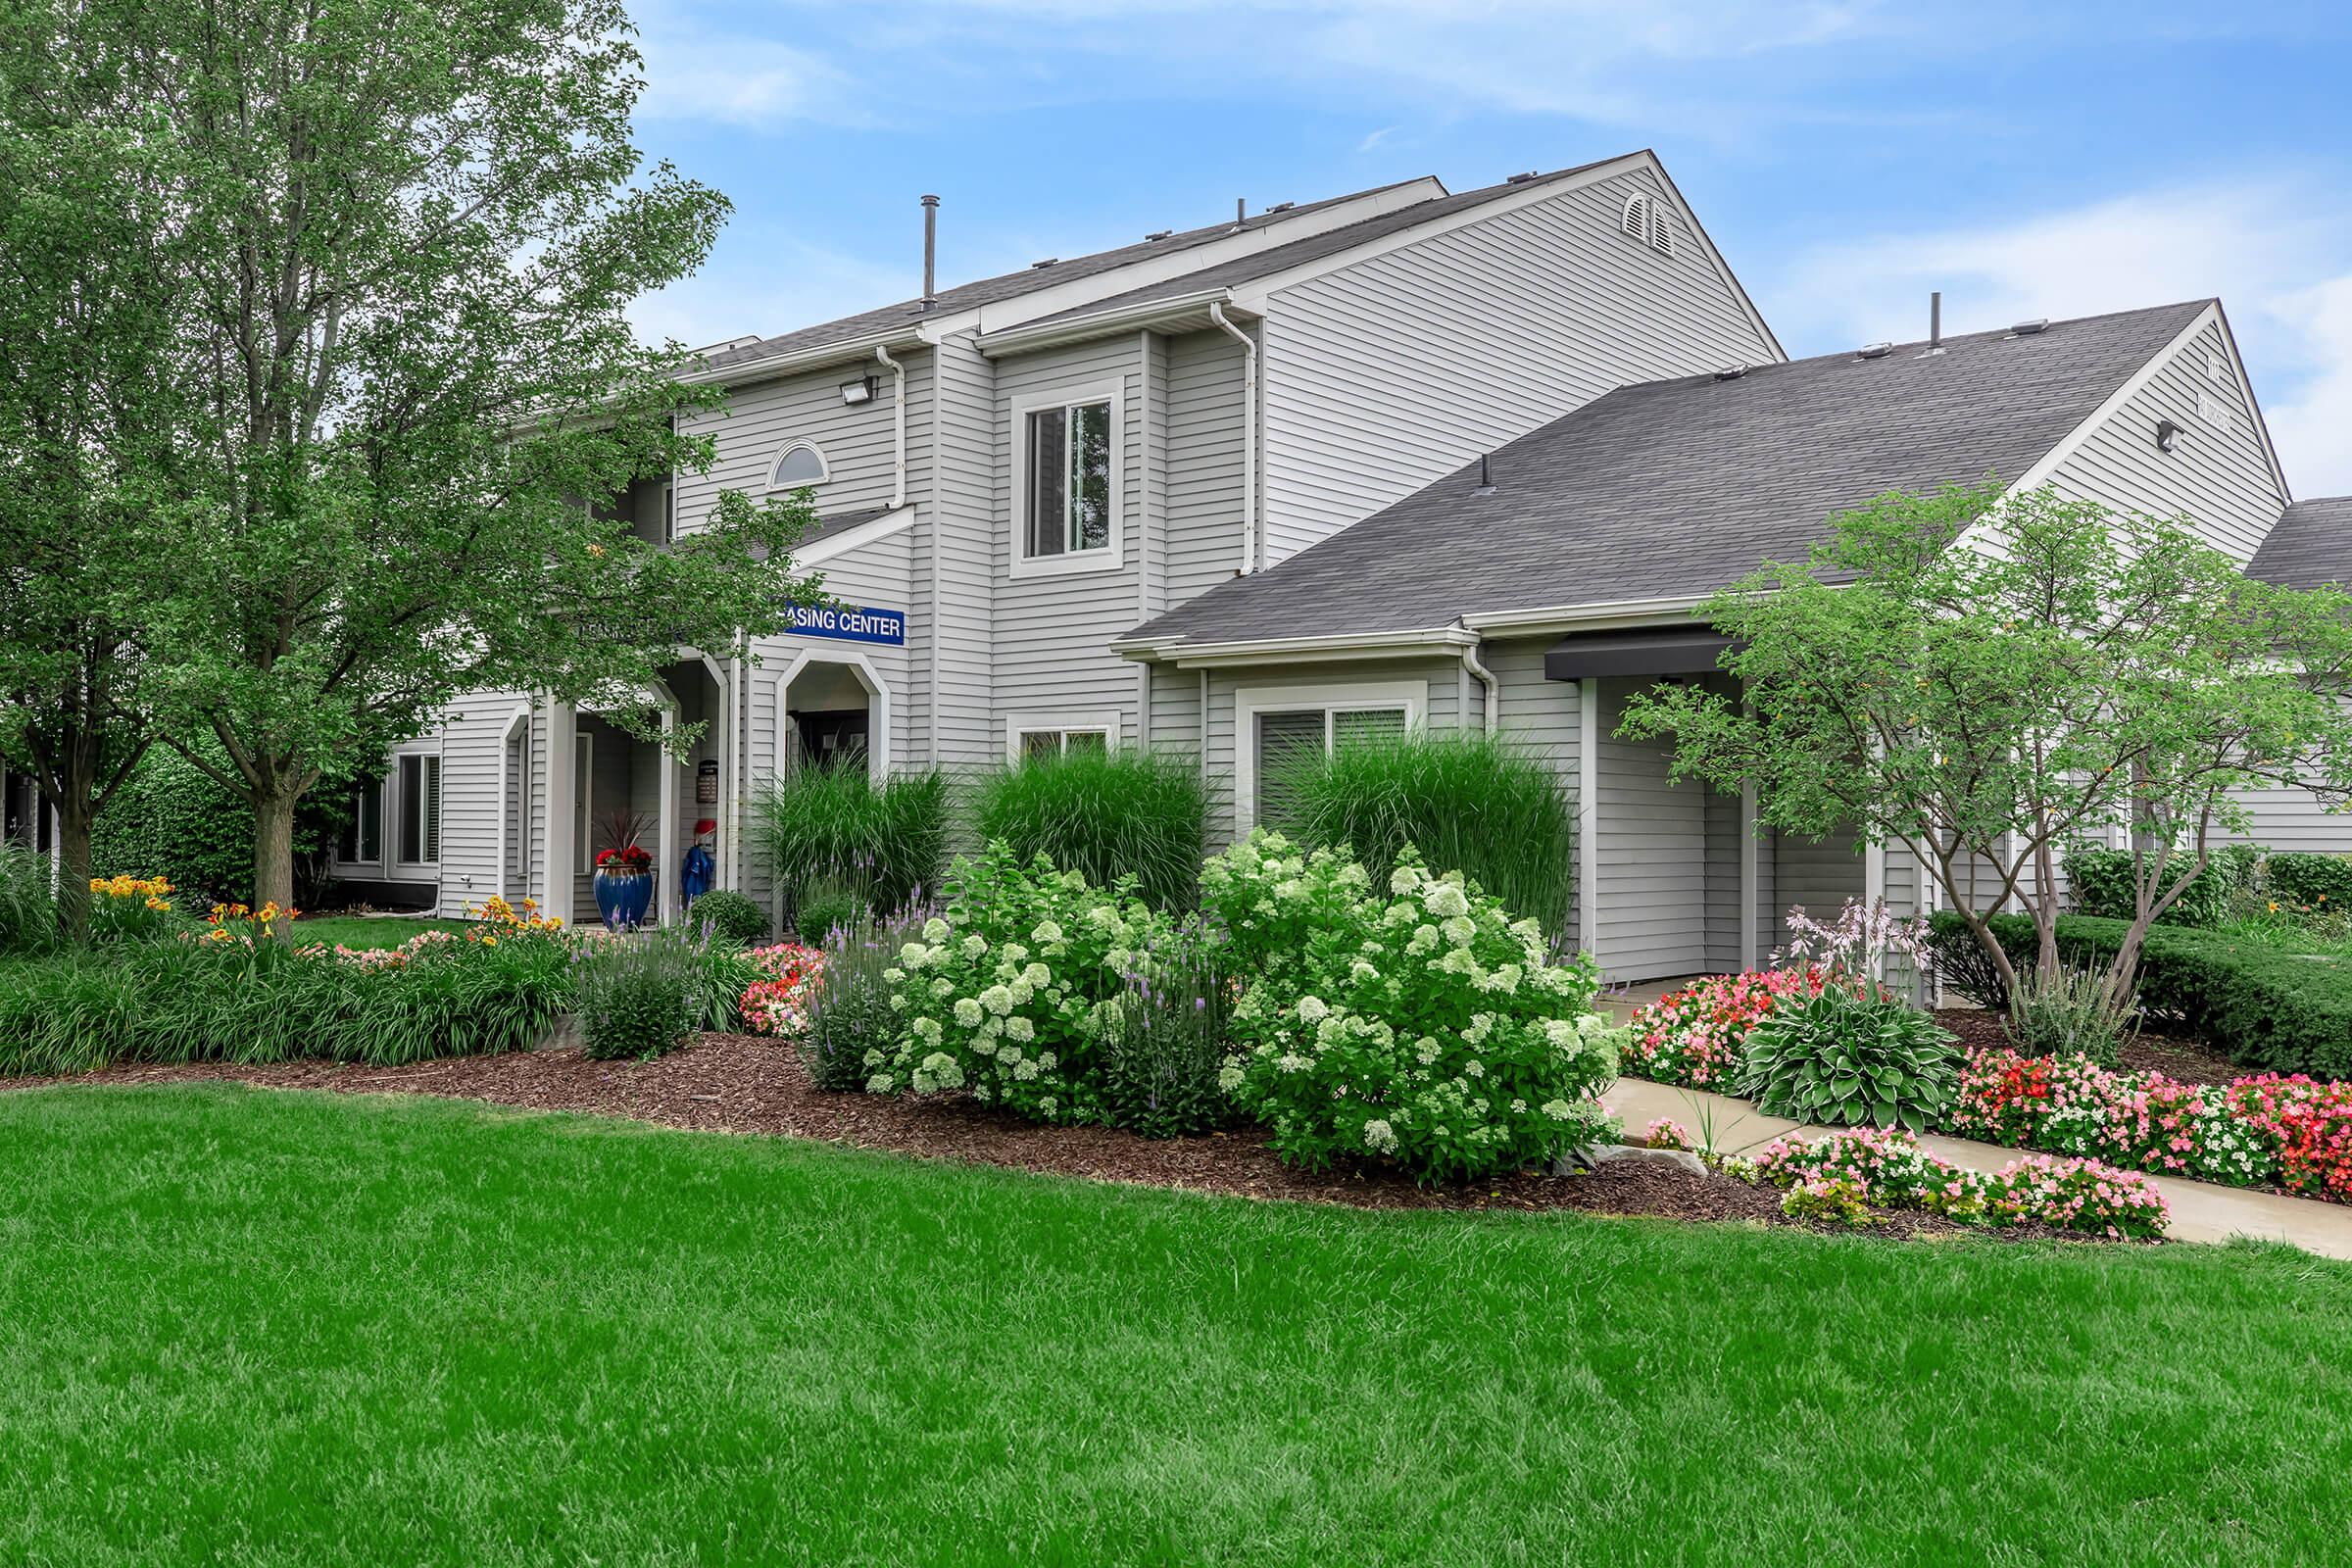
[2010,318,2050,336]
[1619,194,1674,256]
[1713,364,1749,381]
[1029,257,1058,270]
[1857,341,1893,360]
[1144,229,1172,241]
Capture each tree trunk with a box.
[253,789,299,923]
[54,808,93,943]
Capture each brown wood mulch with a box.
[1933,1007,2247,1085]
[6,1036,2089,1242]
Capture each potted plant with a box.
[592,809,659,931]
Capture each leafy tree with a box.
[1621,483,2352,1008]
[0,37,189,938]
[14,0,826,917]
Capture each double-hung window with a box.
[397,754,441,865]
[1016,386,1117,573]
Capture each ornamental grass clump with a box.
[749,765,948,914]
[1264,730,1576,936]
[872,843,1168,1124]
[0,844,59,956]
[971,746,1209,910]
[1200,830,1620,1184]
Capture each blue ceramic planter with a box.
[593,868,657,931]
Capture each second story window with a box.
[767,441,828,491]
[1024,398,1111,561]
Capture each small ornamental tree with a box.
[18,0,831,918]
[1621,483,2352,1010]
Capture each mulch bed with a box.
[7,1037,2089,1242]
[1933,1007,2248,1085]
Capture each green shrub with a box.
[873,843,1165,1123]
[793,880,869,946]
[1098,931,1233,1138]
[2005,964,2133,1066]
[2063,845,2236,928]
[801,916,907,1093]
[573,929,702,1060]
[685,888,768,948]
[748,766,948,914]
[1264,730,1576,937]
[1201,831,1620,1183]
[0,931,568,1077]
[971,748,1208,909]
[1929,907,2352,1080]
[87,744,348,910]
[1735,986,1962,1132]
[2262,851,2352,913]
[0,843,58,956]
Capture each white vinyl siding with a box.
[1256,165,1780,565]
[672,347,935,540]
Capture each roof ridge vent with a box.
[2009,318,2050,336]
[1712,364,1749,381]
[1857,341,1893,360]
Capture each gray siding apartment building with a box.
[313,148,2351,984]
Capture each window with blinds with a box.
[1256,707,1406,827]
[398,754,441,865]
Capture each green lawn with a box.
[292,914,471,949]
[3,1087,2349,1565]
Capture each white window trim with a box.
[494,704,532,899]
[1233,679,1427,834]
[773,648,892,786]
[391,741,444,870]
[1003,710,1123,762]
[1008,377,1125,580]
[764,439,830,493]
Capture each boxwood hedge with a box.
[1929,908,2352,1080]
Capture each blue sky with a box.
[623,0,2352,493]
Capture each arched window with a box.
[767,441,829,490]
[1620,193,1673,257]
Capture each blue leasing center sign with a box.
[789,603,906,646]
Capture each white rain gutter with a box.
[874,344,907,509]
[1458,638,1498,732]
[1207,301,1259,575]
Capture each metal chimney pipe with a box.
[1236,197,1246,223]
[1930,290,1941,351]
[920,194,940,309]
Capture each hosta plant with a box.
[1735,985,1961,1131]
[1200,831,1621,1184]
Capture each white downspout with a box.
[1459,639,1498,732]
[1207,302,1258,574]
[875,344,908,510]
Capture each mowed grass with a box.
[3,1088,2349,1566]
[290,915,471,950]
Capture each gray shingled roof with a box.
[1006,157,1628,331]
[2248,497,2352,590]
[695,178,1435,372]
[1128,299,2214,646]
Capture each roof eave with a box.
[676,324,944,389]
[975,288,1249,359]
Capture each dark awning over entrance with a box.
[1543,627,1735,681]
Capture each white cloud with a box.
[632,3,871,128]
[1766,181,2352,496]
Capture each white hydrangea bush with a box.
[871,841,1166,1124]
[1200,831,1622,1183]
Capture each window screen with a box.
[398,755,441,864]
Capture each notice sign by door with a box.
[788,604,905,647]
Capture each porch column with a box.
[543,699,578,926]
[658,703,680,925]
[1577,677,1599,961]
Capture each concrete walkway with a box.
[1603,1075,2352,1260]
